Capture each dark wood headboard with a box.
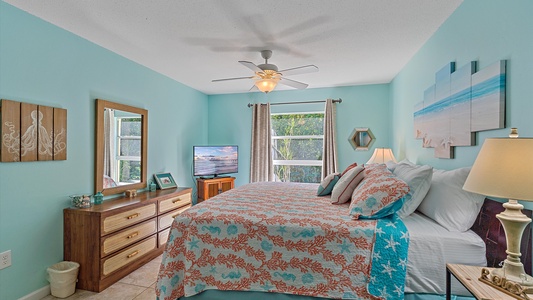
[471,198,532,275]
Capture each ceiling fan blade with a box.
[239,61,264,73]
[279,78,309,89]
[249,85,258,92]
[278,65,319,76]
[212,76,254,82]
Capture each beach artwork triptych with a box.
[414,60,506,158]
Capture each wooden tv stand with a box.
[197,177,235,202]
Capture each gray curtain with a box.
[250,103,273,182]
[103,108,116,179]
[321,99,338,178]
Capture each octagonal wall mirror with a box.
[348,127,375,151]
[95,99,148,196]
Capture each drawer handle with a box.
[126,213,140,220]
[127,232,139,239]
[172,198,183,204]
[127,250,139,258]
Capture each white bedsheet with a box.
[403,212,487,296]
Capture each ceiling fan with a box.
[212,50,318,93]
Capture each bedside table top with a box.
[446,263,514,299]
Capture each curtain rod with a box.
[247,98,342,108]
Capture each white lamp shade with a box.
[463,138,533,201]
[366,148,397,164]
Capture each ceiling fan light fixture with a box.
[255,78,279,93]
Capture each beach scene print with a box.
[414,60,506,159]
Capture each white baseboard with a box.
[18,285,50,300]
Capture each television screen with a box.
[193,145,238,177]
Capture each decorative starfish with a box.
[277,226,287,236]
[384,235,400,252]
[400,230,409,241]
[188,237,199,249]
[338,239,351,253]
[381,261,395,278]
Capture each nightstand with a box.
[446,263,513,299]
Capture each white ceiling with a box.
[5,0,462,95]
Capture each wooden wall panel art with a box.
[1,99,67,162]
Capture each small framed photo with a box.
[153,173,177,190]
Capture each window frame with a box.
[270,111,324,183]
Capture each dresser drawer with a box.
[102,204,157,235]
[101,219,157,257]
[158,204,192,230]
[159,193,191,214]
[102,236,156,276]
[158,228,171,247]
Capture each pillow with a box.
[385,160,398,172]
[340,162,358,177]
[349,164,410,219]
[317,172,341,196]
[417,167,485,232]
[331,166,365,204]
[393,162,433,218]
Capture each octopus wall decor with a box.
[1,99,67,162]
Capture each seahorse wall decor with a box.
[1,99,67,162]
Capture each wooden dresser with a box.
[197,177,235,202]
[64,187,192,292]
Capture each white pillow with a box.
[385,160,398,172]
[417,167,485,232]
[331,166,365,204]
[393,162,433,218]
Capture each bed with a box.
[156,162,530,300]
[157,180,408,300]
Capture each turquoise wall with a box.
[3,0,533,298]
[207,85,391,187]
[390,0,533,170]
[0,3,208,299]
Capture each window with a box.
[271,112,324,183]
[116,117,142,184]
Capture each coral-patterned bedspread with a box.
[156,182,408,300]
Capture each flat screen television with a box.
[193,145,238,177]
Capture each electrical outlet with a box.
[0,250,12,269]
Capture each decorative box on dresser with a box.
[197,177,235,202]
[63,187,192,292]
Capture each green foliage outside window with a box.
[271,113,324,183]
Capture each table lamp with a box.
[366,148,397,164]
[463,128,533,285]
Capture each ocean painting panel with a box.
[450,62,476,147]
[471,60,506,132]
[432,63,454,158]
[414,100,424,139]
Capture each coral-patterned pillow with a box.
[349,164,410,219]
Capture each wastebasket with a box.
[46,261,80,298]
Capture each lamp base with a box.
[495,199,533,286]
[492,265,533,286]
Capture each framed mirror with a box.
[348,127,375,151]
[95,99,148,196]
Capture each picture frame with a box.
[153,173,177,190]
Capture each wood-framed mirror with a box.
[348,127,375,151]
[95,99,148,196]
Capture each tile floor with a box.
[41,255,162,300]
